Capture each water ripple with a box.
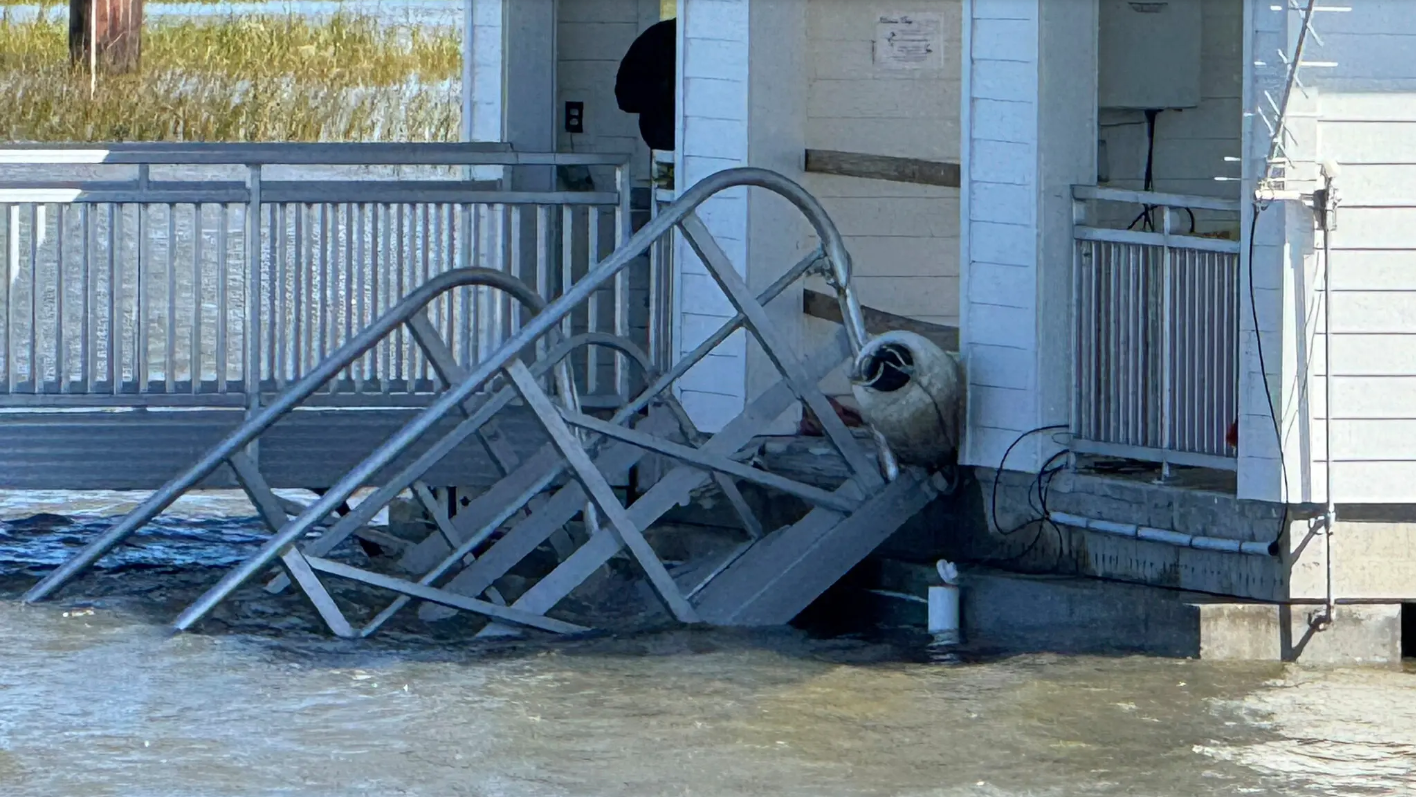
[0,512,273,574]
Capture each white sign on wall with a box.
[874,13,944,70]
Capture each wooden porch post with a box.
[69,0,144,74]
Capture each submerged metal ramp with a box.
[21,168,940,636]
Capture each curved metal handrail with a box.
[164,166,896,631]
[23,268,574,603]
[26,168,897,632]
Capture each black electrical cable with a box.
[1126,109,1198,235]
[1247,201,1291,548]
[989,424,1068,539]
[984,450,1070,567]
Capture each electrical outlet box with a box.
[1098,0,1202,110]
[564,101,585,134]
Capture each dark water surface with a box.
[1,492,1414,796]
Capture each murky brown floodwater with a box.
[1,490,1415,797]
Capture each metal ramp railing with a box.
[20,168,939,637]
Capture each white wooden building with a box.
[469,0,1415,511]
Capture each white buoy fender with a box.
[848,330,965,480]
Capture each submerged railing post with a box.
[1070,194,1086,443]
[1159,205,1174,480]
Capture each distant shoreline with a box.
[0,6,462,142]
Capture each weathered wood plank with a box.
[70,0,144,74]
[803,288,959,352]
[804,149,961,188]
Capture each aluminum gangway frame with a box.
[21,168,940,636]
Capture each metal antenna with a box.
[1254,0,1345,201]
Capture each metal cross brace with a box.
[380,332,764,625]
[504,359,700,623]
[274,495,411,557]
[473,327,863,637]
[262,316,573,594]
[268,349,755,634]
[227,239,835,635]
[226,452,356,638]
[236,442,594,637]
[678,213,885,491]
[405,313,580,563]
[409,481,508,608]
[351,399,695,637]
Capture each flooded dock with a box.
[1,493,1414,796]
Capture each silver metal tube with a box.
[614,165,630,397]
[458,203,472,366]
[369,204,380,386]
[535,205,551,363]
[1160,206,1173,467]
[356,203,368,389]
[28,204,38,391]
[0,143,629,168]
[108,205,118,392]
[245,166,262,403]
[216,204,228,392]
[1049,511,1278,557]
[384,204,396,384]
[560,205,573,342]
[192,204,203,391]
[5,203,16,391]
[23,267,549,605]
[55,204,66,392]
[586,206,600,395]
[275,203,288,388]
[165,204,176,392]
[83,204,94,391]
[294,204,307,380]
[1320,170,1338,628]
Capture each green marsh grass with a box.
[0,5,462,141]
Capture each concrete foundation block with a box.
[1198,603,1403,666]
[862,559,1403,666]
[1286,520,1416,601]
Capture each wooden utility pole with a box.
[69,0,144,74]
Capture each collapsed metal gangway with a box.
[20,168,942,637]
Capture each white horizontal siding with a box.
[960,0,1040,469]
[798,0,963,399]
[1096,0,1242,232]
[1285,0,1416,502]
[1235,0,1291,500]
[674,0,751,432]
[556,0,662,186]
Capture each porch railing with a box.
[0,143,640,408]
[1070,185,1242,471]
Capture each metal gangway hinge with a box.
[20,168,938,638]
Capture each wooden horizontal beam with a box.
[802,289,959,352]
[804,149,961,188]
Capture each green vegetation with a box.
[0,6,462,141]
